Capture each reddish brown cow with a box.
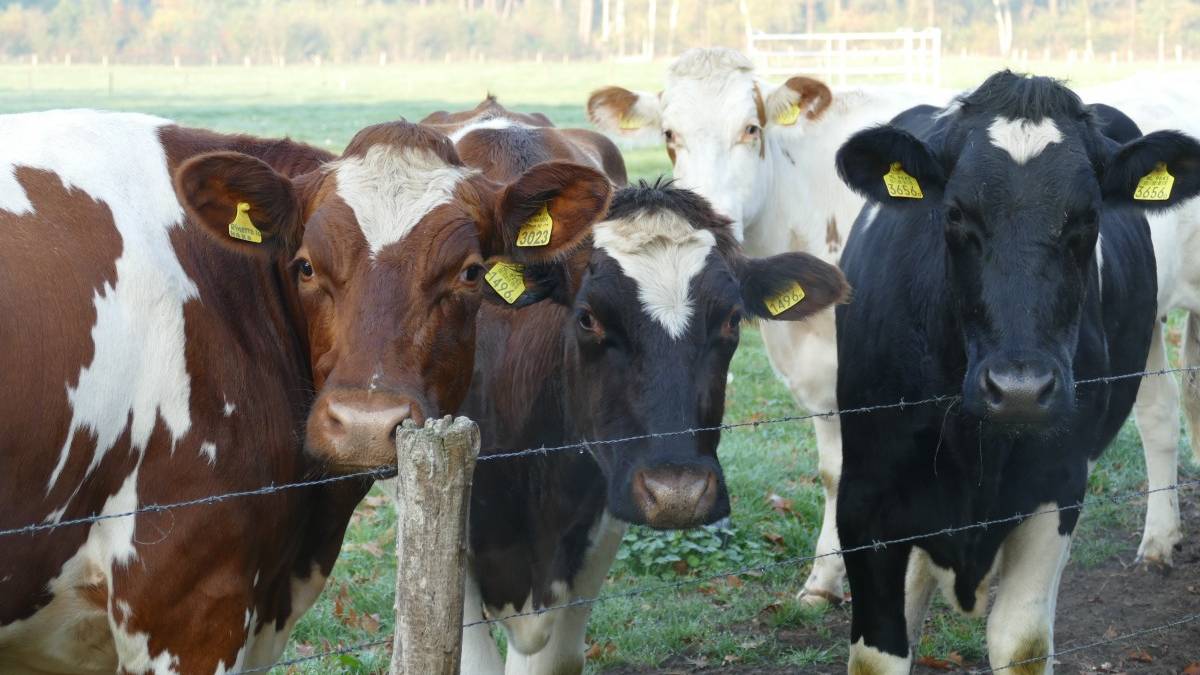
[0,109,609,674]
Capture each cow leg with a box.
[1183,311,1200,463]
[503,516,626,675]
[759,314,846,605]
[986,506,1071,675]
[1133,319,1183,567]
[843,543,912,675]
[461,572,504,675]
[903,548,938,649]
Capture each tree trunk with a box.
[616,0,626,56]
[1048,0,1057,19]
[926,0,935,26]
[390,417,480,675]
[737,0,752,50]
[992,0,1013,57]
[579,0,593,45]
[806,0,815,33]
[1128,0,1137,56]
[645,0,657,59]
[601,0,611,43]
[667,0,680,56]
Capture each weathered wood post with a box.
[391,416,480,675]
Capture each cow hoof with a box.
[796,586,844,606]
[1136,535,1181,571]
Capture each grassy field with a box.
[4,58,1197,673]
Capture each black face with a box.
[562,251,738,529]
[837,70,1200,426]
[944,119,1101,423]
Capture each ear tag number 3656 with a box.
[764,281,806,316]
[883,162,923,199]
[1134,162,1174,201]
[485,262,525,305]
[516,205,553,247]
[228,202,263,243]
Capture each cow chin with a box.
[607,460,731,530]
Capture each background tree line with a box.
[1,0,1197,64]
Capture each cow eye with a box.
[297,259,315,279]
[461,263,484,285]
[946,206,964,226]
[746,124,761,136]
[663,129,675,143]
[578,308,596,331]
[724,310,742,335]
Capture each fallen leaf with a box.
[767,493,796,516]
[947,651,964,666]
[671,560,689,575]
[363,495,389,508]
[764,532,785,545]
[683,655,709,668]
[295,643,315,657]
[698,583,718,596]
[723,653,741,664]
[584,642,602,660]
[1125,649,1153,663]
[915,655,957,671]
[725,575,743,589]
[1103,625,1118,639]
[360,612,381,634]
[1181,662,1200,675]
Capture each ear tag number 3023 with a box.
[516,205,553,247]
[228,202,263,243]
[764,281,806,316]
[883,162,924,199]
[485,262,526,305]
[1134,162,1174,201]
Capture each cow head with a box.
[527,182,848,528]
[176,121,610,470]
[837,71,1200,424]
[588,48,831,240]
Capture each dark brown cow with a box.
[0,109,609,674]
[421,101,848,674]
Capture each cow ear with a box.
[1100,130,1200,211]
[587,86,663,139]
[738,251,850,321]
[765,76,833,129]
[490,160,612,264]
[175,151,302,254]
[837,125,946,207]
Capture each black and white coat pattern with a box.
[832,71,1200,674]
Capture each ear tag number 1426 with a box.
[516,205,553,247]
[883,162,923,199]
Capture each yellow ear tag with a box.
[227,202,263,243]
[775,103,802,126]
[516,205,553,247]
[764,281,806,316]
[485,261,526,304]
[618,114,644,131]
[883,162,924,199]
[1134,162,1174,201]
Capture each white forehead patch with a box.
[593,209,717,340]
[448,117,529,144]
[330,145,471,257]
[987,116,1063,165]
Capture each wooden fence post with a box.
[391,416,480,675]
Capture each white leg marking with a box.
[1133,320,1182,565]
[986,505,1071,675]
[903,548,938,648]
[242,564,328,669]
[461,572,504,675]
[848,637,911,675]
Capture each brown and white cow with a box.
[423,101,848,674]
[0,109,609,674]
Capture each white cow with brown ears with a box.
[589,47,950,604]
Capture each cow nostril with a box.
[1035,373,1056,407]
[983,369,1004,406]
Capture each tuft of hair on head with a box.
[602,178,739,254]
[959,70,1089,123]
[667,47,755,82]
[338,120,464,167]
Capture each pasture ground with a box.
[4,57,1199,673]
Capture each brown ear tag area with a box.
[883,162,924,199]
[516,205,553,248]
[1134,162,1174,201]
[764,281,806,316]
[228,202,263,243]
[485,261,526,304]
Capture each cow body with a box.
[0,109,610,674]
[589,48,948,602]
[426,100,849,675]
[833,72,1200,673]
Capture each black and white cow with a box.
[832,70,1200,673]
[460,182,849,673]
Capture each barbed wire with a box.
[2,364,1196,540]
[462,476,1200,628]
[234,637,391,674]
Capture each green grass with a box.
[4,59,1197,673]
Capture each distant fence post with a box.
[391,416,480,675]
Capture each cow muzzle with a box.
[307,390,426,470]
[973,358,1066,424]
[629,463,727,529]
